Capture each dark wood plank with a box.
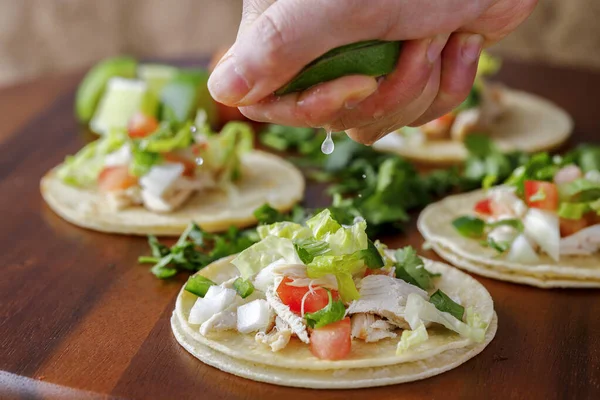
[0,59,599,400]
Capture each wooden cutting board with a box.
[1,59,599,400]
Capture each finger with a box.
[462,0,538,45]
[325,36,447,133]
[238,0,276,38]
[238,75,378,127]
[345,57,442,145]
[410,32,482,126]
[209,0,492,106]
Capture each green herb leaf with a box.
[429,289,465,321]
[485,237,510,253]
[394,246,434,290]
[148,235,170,258]
[360,239,385,269]
[294,238,330,264]
[452,216,486,238]
[487,218,524,232]
[561,178,600,202]
[233,277,255,299]
[141,221,260,279]
[304,290,346,329]
[184,275,216,297]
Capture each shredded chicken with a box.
[255,316,293,352]
[347,275,429,329]
[560,225,600,255]
[106,186,142,210]
[351,313,397,342]
[265,287,309,343]
[199,309,237,336]
[273,264,338,290]
[141,187,193,213]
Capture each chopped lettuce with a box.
[396,323,429,354]
[203,122,253,182]
[293,238,330,264]
[257,222,312,241]
[561,178,600,202]
[305,209,368,256]
[129,143,162,177]
[307,253,365,302]
[56,128,128,186]
[557,202,590,220]
[231,236,303,279]
[325,219,368,256]
[405,293,487,343]
[304,290,345,328]
[138,121,194,153]
[306,209,342,240]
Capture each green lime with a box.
[275,40,402,95]
[138,63,179,96]
[89,78,158,135]
[75,56,137,123]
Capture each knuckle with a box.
[256,11,288,69]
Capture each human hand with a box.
[208,0,537,144]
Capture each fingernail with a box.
[427,34,448,63]
[344,85,378,110]
[208,55,250,106]
[461,34,484,64]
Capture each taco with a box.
[171,210,497,388]
[418,148,600,288]
[41,116,304,235]
[373,53,573,164]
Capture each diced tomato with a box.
[162,153,197,177]
[309,318,352,360]
[474,199,493,215]
[524,180,559,211]
[98,166,137,192]
[560,217,589,237]
[276,277,339,314]
[127,112,159,138]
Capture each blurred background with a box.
[2,0,600,87]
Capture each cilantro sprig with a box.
[429,289,465,320]
[394,246,440,290]
[304,290,346,329]
[139,205,306,279]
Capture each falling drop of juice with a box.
[321,130,335,155]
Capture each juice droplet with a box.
[195,156,204,166]
[321,130,335,155]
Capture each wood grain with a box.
[0,60,599,400]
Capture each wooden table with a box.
[1,60,599,400]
